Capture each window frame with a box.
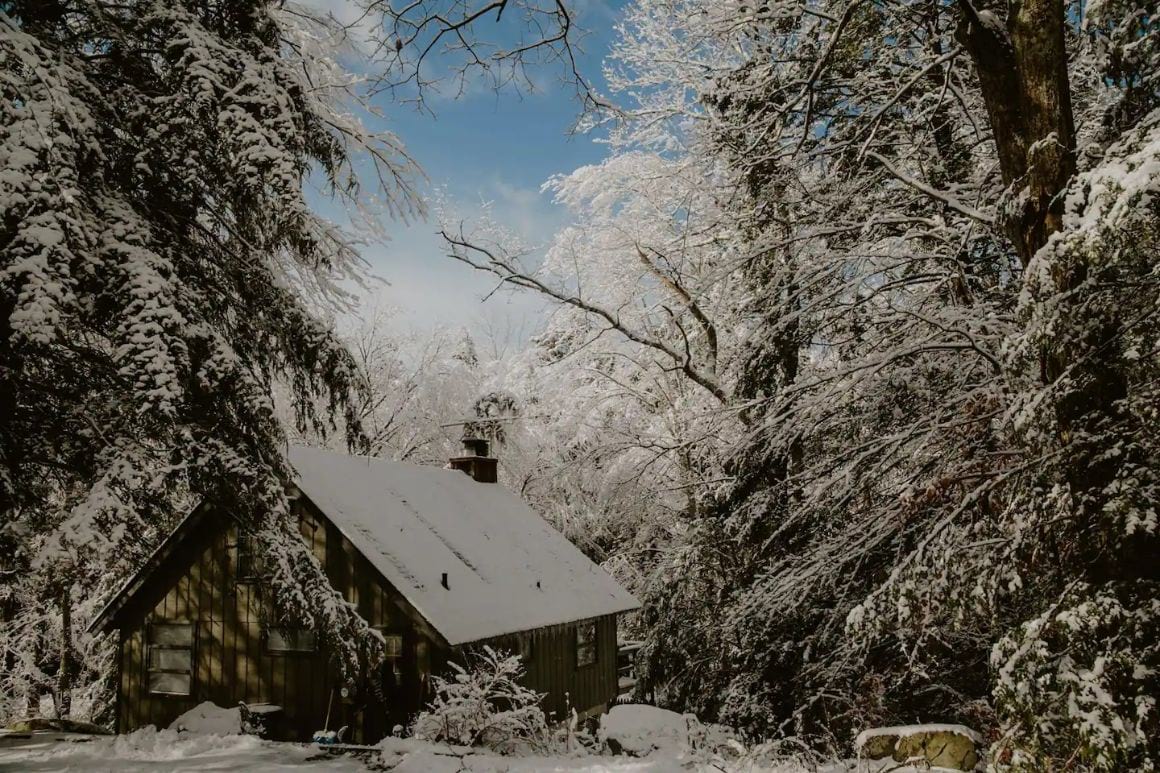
[575,621,598,669]
[234,531,264,583]
[380,632,404,659]
[297,512,318,538]
[266,626,317,654]
[376,630,405,687]
[146,622,195,696]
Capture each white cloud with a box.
[346,186,558,343]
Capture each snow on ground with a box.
[0,706,937,772]
[0,728,362,772]
[0,731,941,773]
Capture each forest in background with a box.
[1,0,1158,769]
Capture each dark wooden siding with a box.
[472,614,619,721]
[114,499,620,741]
[116,509,345,741]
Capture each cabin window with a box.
[380,633,404,687]
[235,532,264,581]
[297,512,318,538]
[147,623,193,695]
[268,627,316,653]
[382,633,403,658]
[576,622,597,668]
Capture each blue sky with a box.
[308,0,625,341]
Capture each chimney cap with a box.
[450,432,497,482]
[460,435,490,458]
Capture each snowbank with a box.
[169,701,241,735]
[1,707,969,773]
[3,717,110,735]
[377,737,951,773]
[378,736,752,772]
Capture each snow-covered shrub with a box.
[599,704,742,757]
[600,704,694,756]
[410,647,550,753]
[992,585,1159,771]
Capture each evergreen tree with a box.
[0,0,418,719]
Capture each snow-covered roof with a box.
[289,446,639,646]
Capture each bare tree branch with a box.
[866,151,995,225]
[440,229,728,403]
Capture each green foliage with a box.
[992,585,1160,771]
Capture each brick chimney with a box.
[449,435,498,483]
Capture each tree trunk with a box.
[56,586,72,719]
[0,293,17,519]
[678,446,699,520]
[1010,0,1075,261]
[959,0,1149,585]
[25,683,41,718]
[956,0,1075,266]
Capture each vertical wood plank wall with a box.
[117,509,340,740]
[115,502,621,741]
[476,615,619,722]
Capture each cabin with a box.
[90,442,639,743]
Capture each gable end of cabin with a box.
[107,495,625,742]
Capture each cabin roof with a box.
[91,446,639,644]
[288,445,639,645]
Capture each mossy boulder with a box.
[856,724,980,771]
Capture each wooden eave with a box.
[88,500,217,634]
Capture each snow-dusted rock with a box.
[855,724,981,770]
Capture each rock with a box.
[896,729,979,770]
[859,730,900,760]
[855,723,981,771]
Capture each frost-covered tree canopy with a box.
[434,0,1159,767]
